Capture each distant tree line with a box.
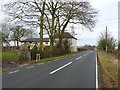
[77,45,96,51]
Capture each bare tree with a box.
[44,1,98,52]
[3,0,98,54]
[56,1,98,49]
[1,23,11,47]
[43,1,65,56]
[10,25,32,49]
[3,0,46,51]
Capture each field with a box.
[98,51,118,88]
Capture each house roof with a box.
[21,32,77,42]
[21,38,49,43]
[55,32,77,40]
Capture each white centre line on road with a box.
[54,59,58,61]
[76,56,82,60]
[38,63,44,65]
[9,70,19,74]
[50,62,73,75]
[19,64,28,67]
[27,66,34,69]
[48,61,51,63]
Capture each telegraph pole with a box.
[105,26,108,53]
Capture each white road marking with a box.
[54,59,59,61]
[19,64,28,67]
[96,53,98,89]
[38,63,41,65]
[76,58,78,60]
[76,58,79,60]
[50,62,73,75]
[27,66,34,69]
[48,61,51,63]
[38,63,44,65]
[84,54,86,56]
[9,70,19,74]
[76,56,82,60]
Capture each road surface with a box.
[2,50,97,88]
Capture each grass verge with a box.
[18,50,87,63]
[98,51,118,88]
[2,51,18,62]
[2,50,88,72]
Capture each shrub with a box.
[18,43,31,61]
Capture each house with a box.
[21,32,77,52]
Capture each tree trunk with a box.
[40,16,43,52]
[49,9,55,57]
[39,1,45,52]
[50,36,54,57]
[17,41,19,49]
[58,19,70,50]
[58,31,64,50]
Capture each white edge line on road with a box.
[9,70,19,74]
[50,62,72,75]
[27,66,34,69]
[96,53,98,89]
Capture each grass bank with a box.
[98,51,118,88]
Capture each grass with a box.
[2,51,19,62]
[18,50,87,63]
[2,50,87,63]
[98,51,118,88]
[2,50,87,72]
[1,50,88,63]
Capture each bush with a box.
[18,43,31,61]
[31,44,43,60]
[18,49,31,61]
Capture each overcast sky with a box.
[0,0,119,46]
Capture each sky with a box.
[75,0,119,46]
[0,0,119,46]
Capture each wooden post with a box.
[106,26,108,53]
[36,54,40,61]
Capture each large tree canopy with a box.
[3,0,98,54]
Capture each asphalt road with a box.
[2,50,97,88]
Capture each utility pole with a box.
[105,26,108,53]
